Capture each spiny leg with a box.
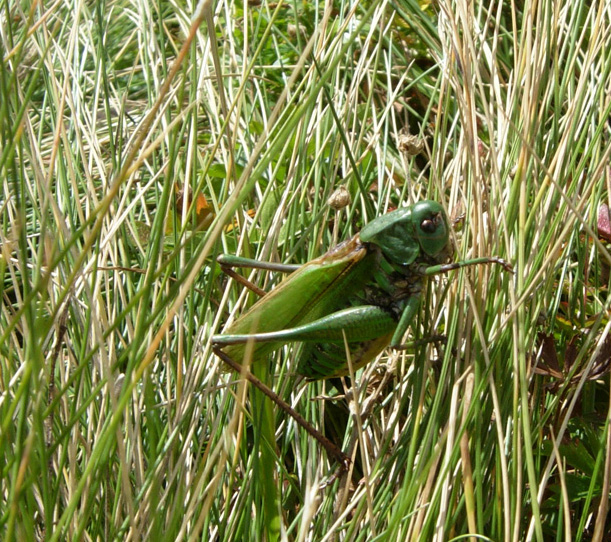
[213,346,350,469]
[422,256,513,276]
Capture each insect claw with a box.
[491,257,514,273]
[342,455,352,471]
[320,456,351,488]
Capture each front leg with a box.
[420,256,513,276]
[390,293,422,347]
[388,256,513,346]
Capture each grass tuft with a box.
[1,0,610,540]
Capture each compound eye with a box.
[420,213,440,233]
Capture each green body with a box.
[213,200,452,379]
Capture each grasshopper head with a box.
[360,200,450,265]
[411,200,450,259]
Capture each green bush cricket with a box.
[212,200,512,464]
